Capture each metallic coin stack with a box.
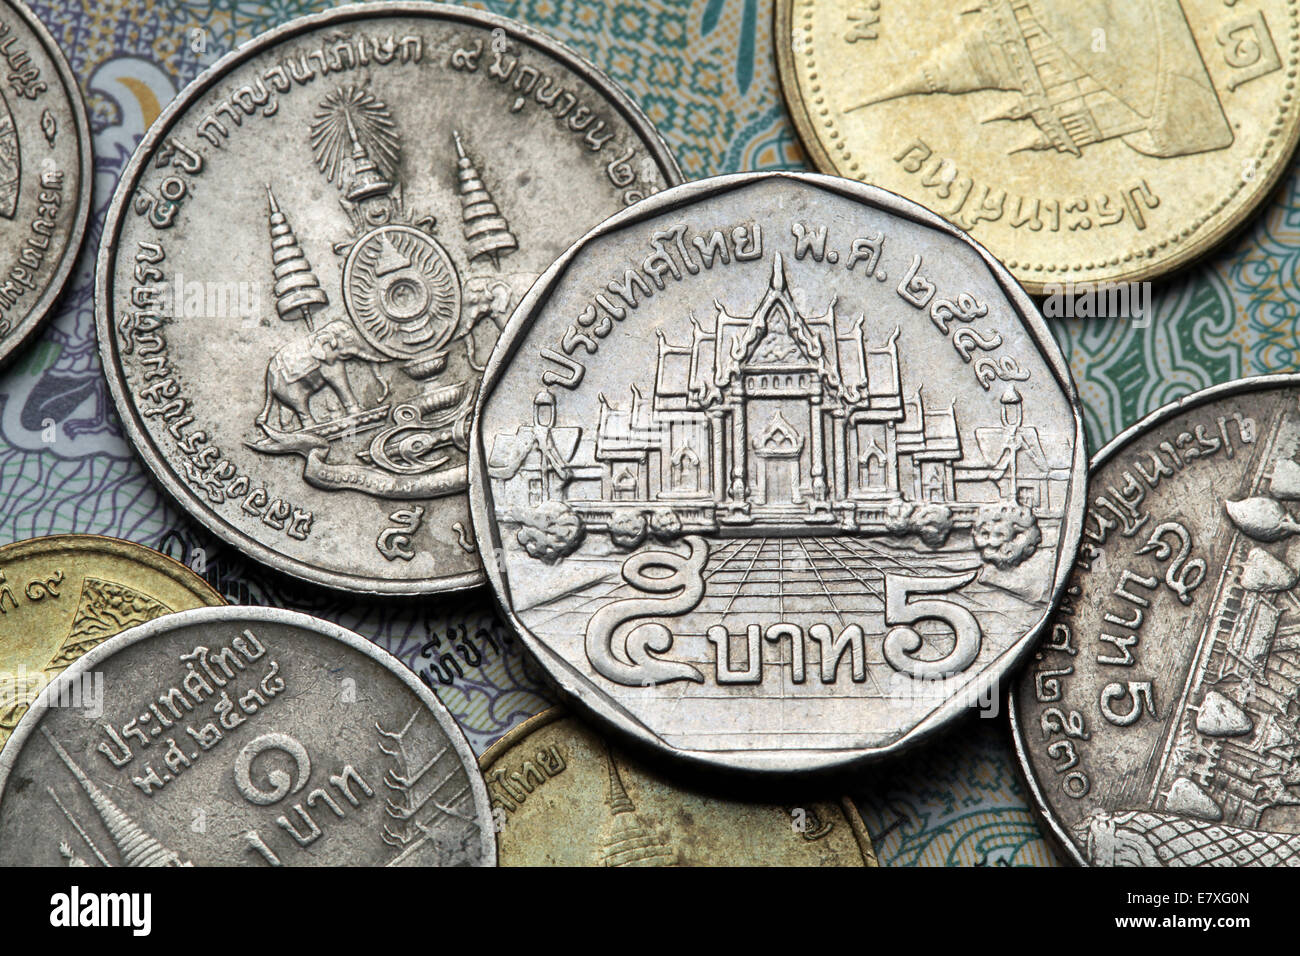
[1,0,1298,868]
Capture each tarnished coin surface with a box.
[469,171,1086,773]
[775,0,1300,294]
[0,0,92,367]
[1011,375,1300,867]
[482,708,877,866]
[96,4,681,594]
[0,534,223,749]
[0,605,494,866]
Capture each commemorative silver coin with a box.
[95,2,681,594]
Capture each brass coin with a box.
[775,0,1300,294]
[0,534,224,748]
[480,708,878,866]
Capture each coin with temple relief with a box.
[775,0,1300,293]
[0,606,494,866]
[95,3,681,595]
[0,534,224,751]
[1010,375,1300,867]
[0,0,92,368]
[481,708,878,866]
[469,171,1086,774]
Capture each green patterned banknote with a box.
[2,0,1285,865]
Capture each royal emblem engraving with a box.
[472,173,1085,771]
[247,85,520,501]
[97,7,680,593]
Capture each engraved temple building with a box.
[488,256,1071,533]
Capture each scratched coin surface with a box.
[469,171,1086,773]
[482,708,878,866]
[775,0,1300,294]
[0,605,494,866]
[0,0,92,367]
[1010,375,1300,867]
[0,534,224,751]
[96,3,681,594]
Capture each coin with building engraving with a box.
[468,171,1086,773]
[0,605,494,866]
[95,3,681,594]
[0,0,92,368]
[482,708,878,865]
[775,0,1300,294]
[1010,375,1300,867]
[0,534,224,751]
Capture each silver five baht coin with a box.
[1012,375,1300,867]
[469,171,1087,774]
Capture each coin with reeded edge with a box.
[482,708,878,866]
[0,534,224,750]
[775,0,1300,295]
[1010,375,1300,867]
[0,605,494,866]
[469,171,1086,774]
[0,0,93,367]
[95,3,682,595]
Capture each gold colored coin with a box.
[775,0,1300,294]
[0,535,224,748]
[481,709,878,866]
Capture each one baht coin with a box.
[1012,375,1300,867]
[0,605,494,865]
[0,534,224,750]
[469,172,1086,773]
[0,0,93,367]
[482,708,878,866]
[775,0,1300,294]
[96,4,681,595]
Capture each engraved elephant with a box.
[257,319,388,431]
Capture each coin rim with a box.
[469,169,1089,774]
[479,705,877,865]
[1007,372,1300,867]
[93,1,684,596]
[0,532,226,606]
[772,0,1300,296]
[0,0,94,370]
[0,603,498,865]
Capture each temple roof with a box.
[654,255,905,416]
[596,386,662,458]
[897,389,961,461]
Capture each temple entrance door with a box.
[751,410,805,506]
[763,458,798,504]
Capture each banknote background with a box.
[3,0,1282,865]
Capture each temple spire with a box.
[42,727,190,867]
[604,746,634,815]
